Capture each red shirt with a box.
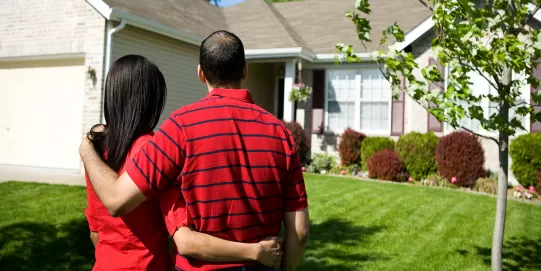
[84,133,171,271]
[124,89,308,271]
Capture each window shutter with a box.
[427,57,444,132]
[311,70,325,134]
[532,62,541,133]
[391,75,405,135]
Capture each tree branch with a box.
[453,54,501,91]
[523,5,541,27]
[460,125,500,144]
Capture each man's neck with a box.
[207,83,242,92]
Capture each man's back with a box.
[165,88,307,270]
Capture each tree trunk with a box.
[491,67,511,271]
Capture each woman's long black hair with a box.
[88,55,166,172]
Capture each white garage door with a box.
[0,60,85,170]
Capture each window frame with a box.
[324,67,392,136]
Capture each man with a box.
[80,30,309,271]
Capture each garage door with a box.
[0,59,85,170]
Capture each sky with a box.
[216,0,245,7]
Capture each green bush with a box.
[474,177,498,195]
[309,153,337,174]
[510,133,541,187]
[329,165,349,175]
[395,132,439,180]
[361,137,395,170]
[423,174,453,188]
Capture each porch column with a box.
[283,60,295,122]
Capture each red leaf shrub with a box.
[338,128,367,166]
[435,131,485,187]
[282,121,310,164]
[367,149,404,181]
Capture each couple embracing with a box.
[80,30,310,271]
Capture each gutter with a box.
[101,17,126,124]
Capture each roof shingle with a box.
[103,0,226,38]
[271,0,432,53]
[101,0,431,54]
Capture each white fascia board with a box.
[245,47,315,61]
[86,0,112,19]
[393,16,435,52]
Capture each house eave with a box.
[245,47,315,61]
[86,0,204,46]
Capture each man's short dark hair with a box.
[200,30,245,87]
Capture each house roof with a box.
[89,0,433,59]
[271,0,432,54]
[102,0,225,38]
[223,0,308,49]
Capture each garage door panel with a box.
[0,63,85,169]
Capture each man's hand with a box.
[79,124,146,217]
[79,124,104,160]
[256,236,283,269]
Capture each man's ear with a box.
[197,64,207,84]
[242,61,248,80]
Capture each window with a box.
[457,71,528,135]
[326,70,356,133]
[360,69,391,131]
[325,69,391,134]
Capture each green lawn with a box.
[1,176,540,271]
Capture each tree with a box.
[336,0,541,270]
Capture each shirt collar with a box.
[208,88,254,104]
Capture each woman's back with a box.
[85,132,171,271]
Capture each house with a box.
[1,0,539,183]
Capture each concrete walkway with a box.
[0,164,85,186]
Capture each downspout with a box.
[101,17,127,124]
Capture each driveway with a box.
[0,164,85,186]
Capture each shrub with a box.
[282,121,310,164]
[367,150,404,181]
[309,153,337,174]
[361,137,395,170]
[475,177,498,195]
[538,168,541,193]
[509,133,541,187]
[422,174,452,188]
[395,132,439,180]
[338,128,367,166]
[329,165,349,175]
[435,131,485,187]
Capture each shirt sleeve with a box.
[124,116,186,198]
[159,189,193,236]
[283,145,308,212]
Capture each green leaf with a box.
[355,0,371,14]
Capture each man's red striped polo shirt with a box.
[124,88,308,271]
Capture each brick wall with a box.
[0,0,106,144]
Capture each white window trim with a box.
[324,67,392,136]
[444,71,531,138]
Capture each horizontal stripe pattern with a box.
[175,104,270,117]
[182,118,281,128]
[181,180,279,191]
[191,207,283,221]
[125,90,308,270]
[181,164,287,176]
[185,194,282,206]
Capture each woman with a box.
[85,55,282,270]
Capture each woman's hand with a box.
[255,236,283,269]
